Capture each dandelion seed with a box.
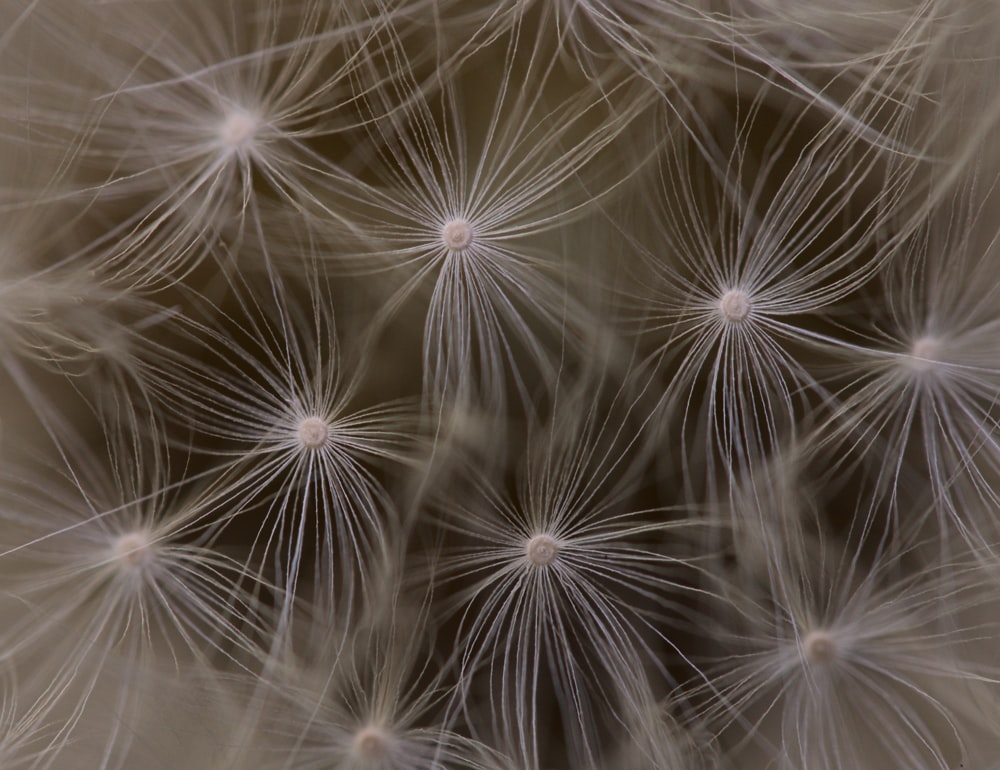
[632,71,928,480]
[249,600,491,770]
[10,0,390,288]
[140,287,415,636]
[697,533,994,770]
[0,417,272,769]
[434,380,718,768]
[814,161,1000,554]
[311,26,643,416]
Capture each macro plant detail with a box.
[1,1,1000,769]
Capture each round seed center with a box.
[802,629,838,664]
[113,531,152,570]
[352,726,389,760]
[218,108,259,152]
[907,335,941,373]
[441,219,474,251]
[526,533,559,567]
[297,416,330,450]
[718,289,752,323]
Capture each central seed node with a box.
[441,219,474,251]
[526,533,559,567]
[718,289,752,323]
[218,108,259,152]
[907,335,941,373]
[113,531,152,569]
[352,726,389,760]
[297,416,330,450]
[802,629,837,664]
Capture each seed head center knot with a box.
[802,629,837,664]
[526,533,559,567]
[113,532,152,570]
[218,109,259,152]
[442,219,474,251]
[719,289,752,323]
[297,416,330,450]
[353,726,389,760]
[907,335,941,373]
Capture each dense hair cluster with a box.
[2,1,1000,768]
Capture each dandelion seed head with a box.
[718,289,752,324]
[802,629,838,664]
[441,219,474,252]
[525,533,560,567]
[217,107,260,155]
[352,725,390,761]
[297,416,330,450]
[112,531,153,570]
